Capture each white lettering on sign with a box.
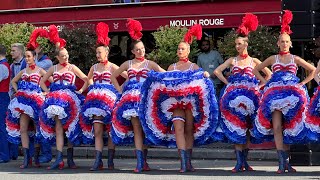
[170,18,224,27]
[35,25,63,32]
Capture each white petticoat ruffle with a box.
[83,108,108,119]
[229,95,255,116]
[8,98,35,119]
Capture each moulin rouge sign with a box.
[169,18,225,27]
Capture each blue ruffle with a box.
[111,80,143,145]
[305,86,320,142]
[251,71,307,144]
[40,86,83,146]
[18,81,42,93]
[6,81,43,144]
[139,69,219,147]
[81,83,119,125]
[50,83,76,92]
[227,73,259,84]
[219,76,259,144]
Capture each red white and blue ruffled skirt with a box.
[251,71,308,144]
[6,81,44,144]
[80,83,119,145]
[111,79,143,145]
[139,69,219,147]
[39,83,84,145]
[220,74,260,144]
[305,86,320,142]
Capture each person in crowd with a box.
[39,25,88,170]
[32,32,54,164]
[252,10,316,173]
[197,39,224,98]
[214,13,272,172]
[9,43,26,160]
[35,46,53,72]
[0,45,11,163]
[6,30,49,168]
[80,22,127,171]
[110,19,165,173]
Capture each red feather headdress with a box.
[184,24,202,44]
[281,10,293,35]
[126,18,143,41]
[236,13,259,37]
[27,28,49,50]
[96,22,110,46]
[48,25,66,49]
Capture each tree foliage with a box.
[217,26,279,61]
[0,22,51,62]
[148,26,200,69]
[60,23,96,74]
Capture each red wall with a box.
[0,0,182,10]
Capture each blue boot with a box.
[33,147,40,167]
[20,148,31,169]
[134,150,144,173]
[178,149,187,173]
[232,150,243,173]
[90,150,103,171]
[276,150,285,174]
[108,149,115,170]
[283,151,296,173]
[47,150,64,170]
[39,143,52,163]
[186,149,195,172]
[243,149,254,171]
[143,149,150,171]
[67,148,77,169]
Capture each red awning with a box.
[0,0,281,32]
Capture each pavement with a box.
[66,143,278,161]
[1,158,320,180]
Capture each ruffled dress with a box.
[40,65,84,145]
[6,68,45,144]
[219,58,260,144]
[305,80,320,142]
[251,55,308,144]
[80,64,119,144]
[139,63,219,147]
[111,60,150,145]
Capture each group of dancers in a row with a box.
[2,10,320,174]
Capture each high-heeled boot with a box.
[242,148,253,171]
[276,150,285,174]
[143,149,150,171]
[90,150,103,171]
[186,149,195,172]
[134,150,144,173]
[178,149,187,173]
[67,148,77,169]
[231,150,244,173]
[20,148,32,169]
[283,151,296,173]
[108,149,115,170]
[34,146,41,167]
[47,150,64,170]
